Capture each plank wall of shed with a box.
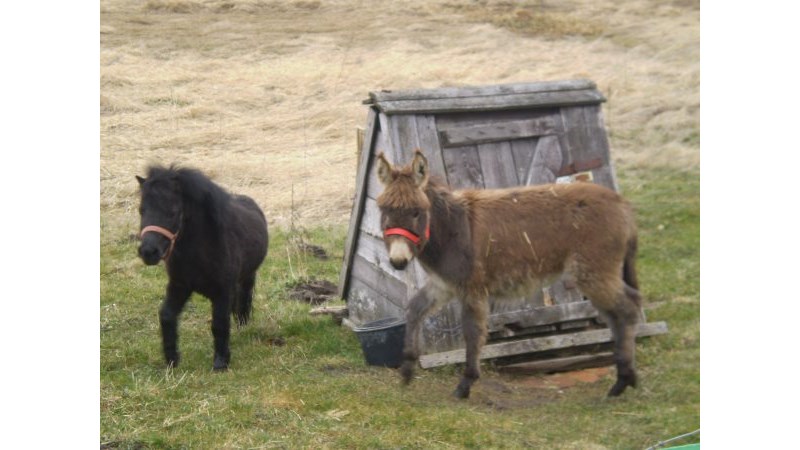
[346,104,621,354]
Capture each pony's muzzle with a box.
[138,243,162,265]
[138,235,166,265]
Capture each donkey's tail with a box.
[623,234,640,291]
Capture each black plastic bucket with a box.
[353,317,406,368]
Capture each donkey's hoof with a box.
[212,363,229,372]
[453,385,471,399]
[607,373,637,397]
[453,378,474,399]
[399,361,416,385]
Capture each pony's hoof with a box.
[165,353,180,368]
[212,355,230,372]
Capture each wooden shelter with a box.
[338,80,666,369]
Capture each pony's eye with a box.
[412,211,420,219]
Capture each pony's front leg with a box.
[211,294,233,371]
[454,297,488,399]
[160,282,191,368]
[400,280,453,385]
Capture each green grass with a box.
[100,168,699,449]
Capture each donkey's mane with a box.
[424,178,466,221]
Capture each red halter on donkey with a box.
[376,149,642,399]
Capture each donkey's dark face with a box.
[376,150,431,270]
[136,175,183,265]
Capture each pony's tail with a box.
[233,281,255,326]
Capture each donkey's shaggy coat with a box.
[376,150,642,398]
[136,165,268,371]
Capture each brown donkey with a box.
[376,150,642,399]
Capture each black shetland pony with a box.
[136,165,268,371]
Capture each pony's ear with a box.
[376,152,394,187]
[411,150,429,188]
[136,175,146,186]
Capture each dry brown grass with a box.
[100,0,699,238]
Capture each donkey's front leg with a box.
[400,281,453,385]
[454,298,489,399]
[160,282,191,368]
[211,295,233,371]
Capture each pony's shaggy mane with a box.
[144,164,232,233]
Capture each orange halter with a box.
[140,225,179,261]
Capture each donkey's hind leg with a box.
[454,297,489,399]
[579,272,642,397]
[605,284,643,396]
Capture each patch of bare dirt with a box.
[468,367,612,410]
[288,279,337,304]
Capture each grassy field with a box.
[100,168,699,449]
[100,0,699,447]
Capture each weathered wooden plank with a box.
[582,105,612,166]
[420,321,669,368]
[555,158,604,177]
[439,118,557,148]
[487,300,598,330]
[373,90,605,115]
[524,135,563,185]
[378,112,402,164]
[497,352,615,375]
[338,108,379,299]
[346,277,405,325]
[586,163,617,192]
[442,145,484,189]
[550,275,585,306]
[414,114,448,183]
[390,114,419,162]
[387,114,448,182]
[476,141,518,189]
[359,197,382,238]
[510,138,538,185]
[310,305,348,325]
[560,106,615,191]
[350,254,408,309]
[435,108,558,131]
[368,79,598,103]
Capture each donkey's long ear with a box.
[136,175,146,186]
[411,150,429,188]
[376,152,394,187]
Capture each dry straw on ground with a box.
[100,0,699,240]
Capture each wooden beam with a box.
[439,118,557,148]
[487,300,599,331]
[366,79,598,103]
[497,352,615,375]
[337,108,379,299]
[419,321,668,368]
[372,90,605,115]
